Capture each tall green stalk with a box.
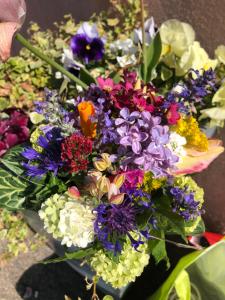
[15,33,88,90]
[141,0,146,62]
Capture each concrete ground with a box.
[0,239,102,300]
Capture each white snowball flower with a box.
[58,201,95,248]
[168,132,187,159]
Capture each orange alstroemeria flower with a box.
[0,0,26,61]
[78,101,97,138]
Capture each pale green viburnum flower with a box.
[39,194,68,239]
[90,238,150,288]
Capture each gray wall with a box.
[15,0,225,232]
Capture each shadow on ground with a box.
[16,254,104,300]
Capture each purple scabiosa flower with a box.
[113,108,178,177]
[71,22,104,64]
[21,127,64,178]
[169,186,202,221]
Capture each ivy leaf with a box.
[0,167,27,210]
[43,247,96,264]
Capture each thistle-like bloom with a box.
[71,22,104,64]
[93,198,141,253]
[21,127,64,177]
[61,133,92,173]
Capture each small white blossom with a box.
[168,132,187,158]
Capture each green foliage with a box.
[0,209,44,261]
[140,32,162,82]
[43,247,96,264]
[148,231,168,265]
[0,167,27,210]
[0,145,67,211]
[149,241,225,300]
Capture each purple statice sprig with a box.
[35,89,76,137]
[169,186,202,221]
[166,68,218,115]
[21,127,64,178]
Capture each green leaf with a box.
[140,32,162,83]
[174,270,191,300]
[148,231,168,265]
[0,167,27,210]
[149,241,225,300]
[43,247,96,264]
[0,144,26,175]
[149,250,202,300]
[158,209,186,241]
[80,67,96,85]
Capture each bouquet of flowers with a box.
[0,0,224,293]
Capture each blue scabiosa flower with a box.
[21,127,64,177]
[71,22,104,64]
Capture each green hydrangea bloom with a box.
[185,216,202,235]
[90,239,150,288]
[174,176,204,205]
[39,194,68,239]
[30,126,45,152]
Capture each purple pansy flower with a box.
[71,22,104,64]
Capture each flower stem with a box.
[15,33,88,90]
[141,0,146,64]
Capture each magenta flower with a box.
[0,0,26,61]
[0,108,29,157]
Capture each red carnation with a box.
[61,133,92,173]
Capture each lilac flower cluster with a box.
[169,186,202,221]
[113,108,178,176]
